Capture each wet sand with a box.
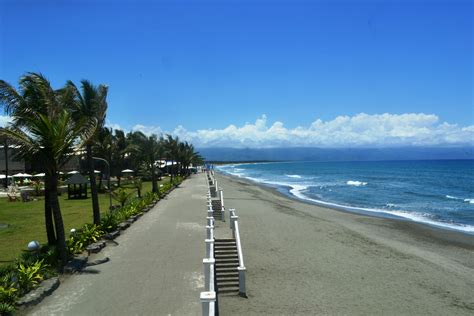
[214,172,474,315]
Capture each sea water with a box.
[216,160,474,234]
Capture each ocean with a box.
[216,160,474,234]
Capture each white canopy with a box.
[12,173,32,177]
[67,170,79,175]
[0,175,13,179]
[33,173,45,177]
[121,169,134,173]
[94,170,101,174]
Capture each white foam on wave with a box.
[446,195,459,200]
[385,203,397,208]
[347,180,368,186]
[446,195,474,204]
[286,174,302,179]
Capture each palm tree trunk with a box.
[151,165,158,193]
[3,140,8,189]
[44,173,56,245]
[98,173,103,191]
[169,160,174,183]
[87,144,101,225]
[49,172,67,265]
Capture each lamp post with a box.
[92,157,112,211]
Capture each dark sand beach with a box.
[213,172,474,315]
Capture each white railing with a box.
[219,188,225,222]
[229,208,247,297]
[201,189,216,316]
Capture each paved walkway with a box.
[29,175,207,316]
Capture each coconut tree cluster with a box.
[94,130,204,192]
[0,72,203,265]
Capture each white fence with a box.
[229,208,247,297]
[201,173,216,315]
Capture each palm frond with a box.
[0,80,26,115]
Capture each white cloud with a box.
[174,113,474,148]
[105,113,474,148]
[105,121,123,131]
[131,124,163,136]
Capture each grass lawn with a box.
[0,178,169,264]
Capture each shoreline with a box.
[218,171,474,248]
[216,168,474,236]
[214,172,474,315]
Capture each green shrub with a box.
[67,224,105,254]
[0,286,17,304]
[40,246,60,268]
[112,188,133,207]
[0,302,15,315]
[16,259,49,294]
[100,212,119,233]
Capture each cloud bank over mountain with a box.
[125,113,474,148]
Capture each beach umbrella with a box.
[67,170,79,175]
[156,160,167,168]
[121,169,134,173]
[94,170,101,174]
[12,173,32,177]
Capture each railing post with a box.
[206,216,213,226]
[206,225,214,240]
[230,215,238,238]
[200,291,216,315]
[205,238,214,258]
[238,266,247,297]
[219,189,225,222]
[203,258,215,291]
[229,208,235,229]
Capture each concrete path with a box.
[29,175,207,316]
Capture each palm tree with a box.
[93,127,115,191]
[177,141,200,175]
[0,73,95,264]
[163,134,179,182]
[67,80,108,225]
[130,132,161,193]
[113,129,129,186]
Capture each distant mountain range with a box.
[198,147,474,162]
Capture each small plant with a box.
[67,224,105,254]
[100,212,119,233]
[67,237,84,255]
[0,286,17,304]
[80,224,105,244]
[0,302,15,315]
[32,180,43,196]
[16,259,48,294]
[41,246,60,268]
[112,188,133,207]
[134,178,143,198]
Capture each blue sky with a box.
[0,0,472,147]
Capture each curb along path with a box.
[29,175,207,316]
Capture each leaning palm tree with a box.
[0,73,95,264]
[67,80,108,225]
